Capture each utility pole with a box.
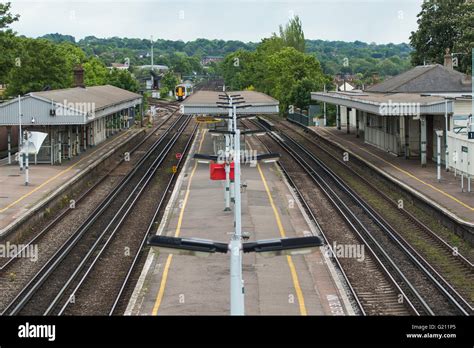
[150,35,154,88]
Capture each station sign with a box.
[210,162,234,181]
[196,116,221,124]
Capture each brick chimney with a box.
[73,64,85,88]
[444,48,453,70]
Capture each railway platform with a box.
[126,129,351,315]
[0,127,144,236]
[309,126,474,225]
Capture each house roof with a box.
[31,85,142,111]
[366,64,472,93]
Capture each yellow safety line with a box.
[256,163,308,316]
[0,129,133,213]
[318,127,474,211]
[152,128,206,315]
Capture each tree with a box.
[41,33,76,44]
[107,68,140,92]
[160,70,179,91]
[83,57,109,86]
[278,16,305,52]
[5,38,71,96]
[409,0,473,73]
[0,2,19,29]
[0,30,17,85]
[290,78,318,110]
[265,47,326,113]
[0,2,19,86]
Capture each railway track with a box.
[249,118,472,316]
[1,113,194,316]
[243,120,417,315]
[59,119,197,316]
[274,119,474,303]
[0,109,178,272]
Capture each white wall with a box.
[447,131,474,176]
[340,106,357,127]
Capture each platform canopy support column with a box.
[355,110,360,138]
[420,115,427,167]
[7,126,11,164]
[76,125,80,155]
[68,126,72,159]
[336,105,341,130]
[346,107,351,134]
[58,131,62,164]
[404,116,410,159]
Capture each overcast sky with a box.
[9,0,424,44]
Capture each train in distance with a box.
[175,81,194,101]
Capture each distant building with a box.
[0,84,6,97]
[136,65,169,72]
[109,63,129,70]
[201,56,223,66]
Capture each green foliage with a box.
[83,57,109,86]
[307,40,412,79]
[74,36,258,67]
[6,38,72,95]
[0,30,17,84]
[278,16,305,52]
[220,20,329,114]
[409,0,473,74]
[40,33,76,44]
[107,68,140,92]
[159,86,170,98]
[36,33,412,83]
[0,2,19,29]
[160,70,179,91]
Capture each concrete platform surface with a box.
[127,129,349,315]
[0,128,141,234]
[310,126,474,224]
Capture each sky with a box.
[9,0,424,44]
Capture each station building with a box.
[0,84,142,164]
[312,53,472,167]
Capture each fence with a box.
[287,112,315,127]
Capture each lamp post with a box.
[224,97,233,211]
[229,105,245,315]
